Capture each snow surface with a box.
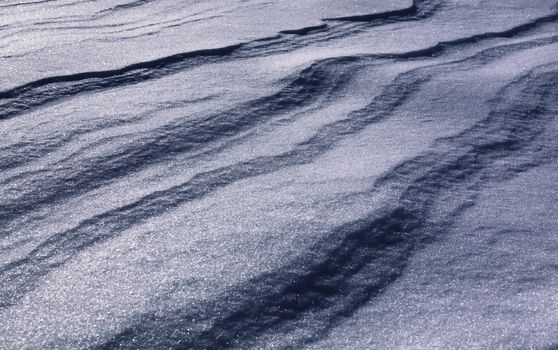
[1,0,558,349]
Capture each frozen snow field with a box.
[1,0,558,348]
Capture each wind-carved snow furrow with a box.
[276,0,440,36]
[231,0,442,58]
[0,95,217,174]
[96,62,558,350]
[2,35,557,309]
[0,45,239,120]
[97,214,418,350]
[3,29,557,207]
[3,21,556,189]
[0,8,223,49]
[389,11,558,60]
[323,0,422,22]
[2,0,557,125]
[0,62,427,308]
[0,58,357,228]
[99,0,152,14]
[0,0,444,121]
[1,2,558,348]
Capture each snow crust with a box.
[1,0,558,348]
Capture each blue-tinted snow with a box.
[1,0,558,348]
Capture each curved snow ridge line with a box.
[0,8,218,44]
[235,0,442,57]
[0,0,113,10]
[0,29,553,252]
[324,0,418,22]
[279,24,328,36]
[0,18,156,41]
[269,2,558,63]
[97,212,418,350]
[0,58,359,227]
[210,63,558,348]
[1,37,554,305]
[99,0,152,14]
[278,0,438,35]
[2,0,553,123]
[380,14,558,60]
[0,98,179,171]
[0,44,240,120]
[1,35,554,306]
[0,1,444,120]
[0,63,426,309]
[0,0,57,9]
[0,5,184,40]
[97,63,558,350]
